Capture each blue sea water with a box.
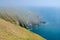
[27,7,60,40]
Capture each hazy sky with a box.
[0,0,60,7]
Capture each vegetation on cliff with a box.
[0,18,46,40]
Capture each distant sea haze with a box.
[27,7,60,40]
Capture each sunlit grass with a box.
[0,8,46,40]
[0,18,45,40]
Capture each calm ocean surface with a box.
[27,7,60,40]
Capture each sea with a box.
[25,7,60,40]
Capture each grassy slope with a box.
[0,18,46,40]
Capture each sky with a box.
[0,0,60,7]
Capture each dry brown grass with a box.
[0,18,46,40]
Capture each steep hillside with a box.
[0,18,46,40]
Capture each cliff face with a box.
[0,18,46,40]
